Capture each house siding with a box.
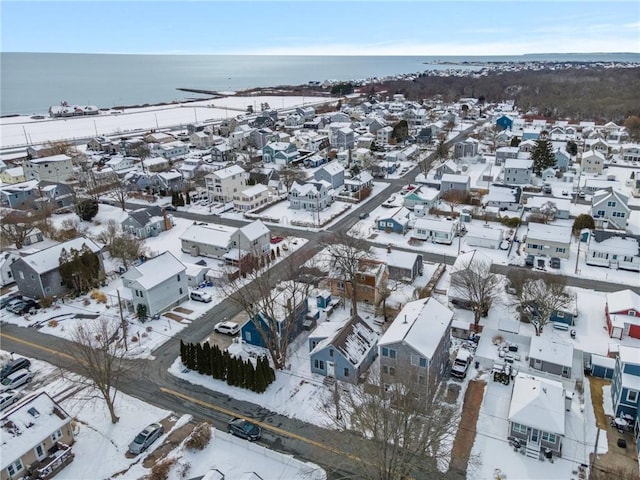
[128,273,189,317]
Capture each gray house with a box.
[440,173,470,194]
[289,181,330,211]
[591,188,630,231]
[524,223,572,259]
[382,249,423,283]
[495,146,519,166]
[503,159,533,185]
[453,138,479,159]
[528,336,573,378]
[122,251,188,317]
[10,237,104,299]
[313,161,345,190]
[309,316,378,384]
[121,206,171,239]
[378,297,453,390]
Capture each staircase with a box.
[323,376,335,387]
[525,441,541,459]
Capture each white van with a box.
[190,291,212,303]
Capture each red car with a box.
[270,236,284,244]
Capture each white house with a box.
[23,154,74,183]
[0,251,20,286]
[152,140,189,160]
[503,158,533,185]
[591,188,630,230]
[586,230,640,272]
[412,218,456,245]
[524,223,572,259]
[238,220,271,256]
[205,165,248,203]
[524,196,571,220]
[581,150,606,175]
[440,173,470,194]
[465,226,505,250]
[180,223,237,258]
[122,251,189,317]
[289,181,330,211]
[233,184,269,212]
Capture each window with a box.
[607,201,616,207]
[556,247,566,254]
[51,429,62,442]
[19,271,24,280]
[389,349,396,359]
[419,357,427,368]
[179,288,183,295]
[512,423,527,434]
[411,355,419,366]
[7,459,23,477]
[177,274,181,282]
[382,347,389,357]
[343,368,349,377]
[382,365,389,374]
[329,349,333,357]
[562,366,570,376]
[35,443,45,459]
[389,367,396,376]
[318,360,325,370]
[627,390,638,403]
[542,432,557,443]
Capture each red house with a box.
[606,290,640,339]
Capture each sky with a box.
[1,1,639,56]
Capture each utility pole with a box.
[117,289,128,351]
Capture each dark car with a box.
[0,293,22,309]
[164,205,177,212]
[128,423,164,455]
[7,298,39,315]
[358,212,370,219]
[524,254,535,267]
[228,417,262,441]
[0,357,31,382]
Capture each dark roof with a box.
[127,206,163,227]
[591,229,640,254]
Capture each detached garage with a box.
[590,354,616,379]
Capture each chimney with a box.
[387,243,392,254]
[403,315,407,324]
[163,208,172,231]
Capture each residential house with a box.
[524,223,572,259]
[309,315,378,384]
[105,156,137,173]
[416,127,433,144]
[465,226,505,250]
[403,187,439,211]
[508,373,566,459]
[233,184,270,212]
[333,127,355,150]
[412,218,456,245]
[290,181,330,212]
[142,156,169,173]
[180,223,237,258]
[241,281,309,349]
[553,148,571,171]
[148,170,183,194]
[205,165,247,203]
[591,188,630,230]
[524,195,571,220]
[122,251,188,317]
[121,206,171,239]
[606,289,640,340]
[448,250,493,309]
[1,392,75,480]
[0,251,20,286]
[249,128,274,149]
[453,138,479,159]
[585,230,640,272]
[581,150,605,175]
[296,106,316,120]
[238,220,271,256]
[228,124,254,149]
[496,115,513,131]
[495,146,519,166]
[0,166,26,184]
[179,158,203,180]
[343,171,373,196]
[528,336,574,378]
[210,142,234,163]
[87,136,116,153]
[10,237,104,299]
[621,144,640,163]
[378,297,453,390]
[485,184,522,211]
[23,154,74,183]
[26,144,58,159]
[329,258,388,307]
[144,132,175,144]
[503,158,533,185]
[377,126,394,145]
[584,138,609,155]
[190,131,214,149]
[262,142,299,165]
[382,249,423,283]
[435,160,459,179]
[0,181,42,209]
[611,346,640,419]
[313,161,345,190]
[377,206,411,234]
[440,173,470,194]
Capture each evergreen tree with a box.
[136,304,148,322]
[195,343,204,373]
[171,191,178,207]
[531,136,556,176]
[202,342,211,375]
[180,340,186,364]
[254,361,266,393]
[185,190,191,205]
[245,360,256,391]
[566,140,578,156]
[226,355,236,386]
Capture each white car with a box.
[0,369,34,392]
[0,390,21,411]
[214,321,240,336]
[190,291,212,303]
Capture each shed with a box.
[590,354,615,379]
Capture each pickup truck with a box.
[451,349,473,379]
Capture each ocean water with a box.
[1,52,638,116]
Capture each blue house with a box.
[241,282,309,349]
[496,115,513,131]
[377,206,410,234]
[309,316,378,384]
[553,148,571,171]
[611,345,640,418]
[315,290,333,309]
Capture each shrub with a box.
[39,296,55,308]
[500,216,521,228]
[48,320,59,328]
[150,458,176,480]
[184,422,212,451]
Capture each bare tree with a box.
[321,231,372,317]
[110,233,148,269]
[0,208,48,249]
[220,252,311,370]
[449,253,501,330]
[440,189,467,217]
[44,139,75,156]
[278,163,307,191]
[322,365,458,480]
[106,179,130,211]
[66,316,133,424]
[516,276,574,335]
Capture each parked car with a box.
[550,257,561,269]
[0,390,21,411]
[525,254,535,267]
[190,291,212,303]
[270,236,284,244]
[228,417,262,441]
[164,205,177,212]
[7,298,39,315]
[451,349,473,379]
[128,423,164,455]
[0,357,31,381]
[214,321,240,336]
[3,297,24,311]
[0,293,22,309]
[0,369,34,392]
[358,212,370,219]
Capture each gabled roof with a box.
[607,289,640,315]
[378,297,453,358]
[504,158,533,169]
[240,220,269,242]
[592,188,629,211]
[123,251,185,290]
[180,223,236,248]
[508,373,565,435]
[440,173,470,183]
[210,164,245,179]
[451,249,492,274]
[1,392,72,470]
[318,160,345,176]
[414,217,455,233]
[589,230,640,256]
[526,223,572,244]
[19,236,102,274]
[311,316,378,368]
[125,206,163,228]
[529,336,573,368]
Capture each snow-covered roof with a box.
[319,160,345,176]
[526,223,572,244]
[504,158,533,170]
[525,195,571,211]
[465,226,504,241]
[209,164,245,179]
[589,232,639,256]
[240,184,269,197]
[592,189,629,210]
[529,336,573,367]
[382,249,421,270]
[618,345,640,366]
[508,373,565,435]
[1,392,72,470]
[123,251,185,290]
[180,223,236,248]
[485,186,519,203]
[607,289,640,315]
[240,220,269,242]
[378,297,453,358]
[440,173,470,183]
[20,236,102,274]
[414,217,455,233]
[451,249,492,275]
[312,316,377,368]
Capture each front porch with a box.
[26,442,75,480]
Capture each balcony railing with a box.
[32,442,75,480]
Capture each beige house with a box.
[524,223,572,259]
[1,392,75,480]
[23,154,74,183]
[581,150,605,175]
[206,165,248,203]
[233,184,270,212]
[0,166,26,184]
